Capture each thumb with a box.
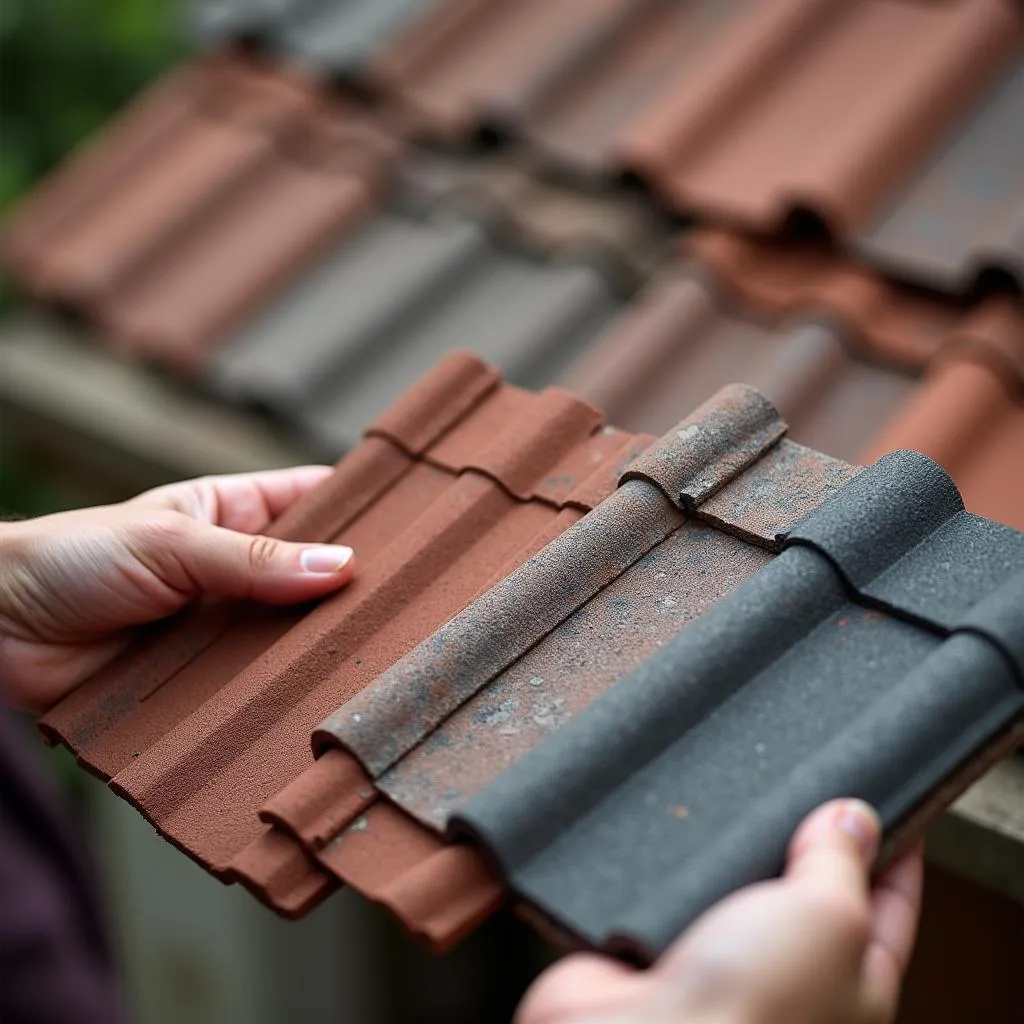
[786,798,880,894]
[144,515,356,605]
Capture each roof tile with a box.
[37,355,645,923]
[192,0,438,78]
[452,454,1024,958]
[3,55,400,371]
[372,0,1020,243]
[208,204,626,453]
[857,58,1024,294]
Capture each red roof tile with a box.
[38,354,652,922]
[373,0,1020,238]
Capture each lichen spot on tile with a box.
[677,425,701,444]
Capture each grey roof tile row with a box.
[453,451,1024,959]
[207,202,625,455]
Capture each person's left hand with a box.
[0,467,355,712]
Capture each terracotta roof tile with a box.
[371,0,1020,246]
[860,296,1024,530]
[2,55,400,371]
[38,354,650,922]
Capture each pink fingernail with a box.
[838,799,881,862]
[300,546,353,574]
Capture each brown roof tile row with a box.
[3,54,400,372]
[39,354,653,931]
[372,0,1022,284]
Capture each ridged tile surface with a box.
[373,0,1020,240]
[208,202,625,455]
[38,355,651,931]
[858,58,1024,293]
[455,453,1024,958]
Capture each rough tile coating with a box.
[307,386,853,842]
[454,454,1024,959]
[37,354,647,928]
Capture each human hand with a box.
[0,467,355,713]
[518,799,923,1024]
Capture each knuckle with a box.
[245,534,280,575]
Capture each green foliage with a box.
[0,0,188,212]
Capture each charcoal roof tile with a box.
[857,58,1024,294]
[371,0,1020,242]
[451,453,1024,959]
[2,55,400,371]
[38,354,647,924]
[206,202,626,454]
[191,0,437,78]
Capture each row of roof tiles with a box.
[3,55,1022,530]
[192,0,1024,294]
[3,12,1023,344]
[38,359,1024,957]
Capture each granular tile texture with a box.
[266,386,855,940]
[453,452,1024,960]
[191,0,436,78]
[207,196,628,456]
[372,0,1021,247]
[38,354,652,924]
[1,54,400,372]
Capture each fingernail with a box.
[300,545,353,574]
[838,799,881,862]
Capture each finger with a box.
[515,953,638,1024]
[862,841,925,1022]
[786,798,880,899]
[138,517,355,605]
[132,466,334,533]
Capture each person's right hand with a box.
[518,799,923,1024]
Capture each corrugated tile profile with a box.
[190,0,437,78]
[206,165,648,454]
[452,452,1024,960]
[267,386,854,939]
[371,0,1020,243]
[1,54,401,372]
[38,354,652,931]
